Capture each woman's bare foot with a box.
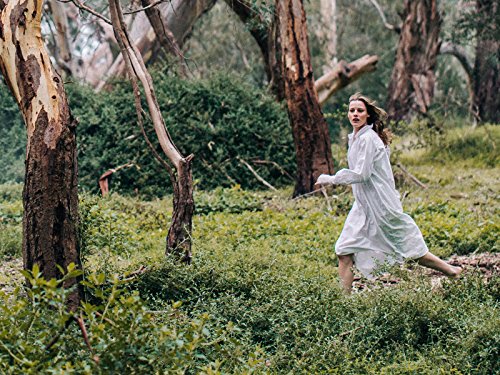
[446,265,463,278]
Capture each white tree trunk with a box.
[319,0,338,73]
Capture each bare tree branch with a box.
[367,0,400,32]
[315,55,379,105]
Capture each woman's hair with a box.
[349,92,392,145]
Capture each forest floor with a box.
[352,252,500,292]
[2,252,498,295]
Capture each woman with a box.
[315,93,461,293]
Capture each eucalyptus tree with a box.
[0,0,81,307]
[274,0,335,196]
[386,0,441,122]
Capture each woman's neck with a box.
[353,123,367,136]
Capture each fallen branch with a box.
[315,55,378,105]
[75,315,99,364]
[292,188,324,200]
[238,157,277,191]
[252,159,294,181]
[98,162,135,196]
[320,186,332,211]
[339,325,364,339]
[395,163,428,189]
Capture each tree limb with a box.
[367,0,400,32]
[238,157,277,191]
[315,55,379,105]
[395,163,428,189]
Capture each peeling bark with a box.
[0,0,81,309]
[275,0,334,197]
[386,0,441,122]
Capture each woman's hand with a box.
[315,174,336,186]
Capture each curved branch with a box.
[367,0,400,33]
[439,41,474,112]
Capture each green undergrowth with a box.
[0,125,498,373]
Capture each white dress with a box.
[318,125,428,277]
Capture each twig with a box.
[124,0,165,14]
[58,0,112,24]
[252,159,294,181]
[292,188,324,200]
[367,0,399,32]
[339,325,363,339]
[320,186,332,211]
[395,163,427,189]
[76,315,100,364]
[238,157,277,191]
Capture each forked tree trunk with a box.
[0,0,81,308]
[472,0,499,124]
[386,0,441,122]
[275,0,334,197]
[109,0,194,262]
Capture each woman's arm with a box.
[317,137,378,186]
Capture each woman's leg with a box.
[338,255,354,293]
[416,252,462,277]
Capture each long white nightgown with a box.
[320,124,428,277]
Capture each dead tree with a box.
[275,0,335,196]
[108,0,194,262]
[0,0,81,308]
[386,0,441,122]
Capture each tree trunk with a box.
[275,0,334,197]
[472,0,499,124]
[141,0,187,74]
[225,0,285,99]
[0,0,81,309]
[386,0,441,122]
[47,0,73,76]
[167,157,194,262]
[109,0,194,262]
[318,0,338,73]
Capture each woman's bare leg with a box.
[416,252,462,277]
[338,255,354,293]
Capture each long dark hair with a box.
[349,92,392,146]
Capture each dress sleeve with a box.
[333,137,377,185]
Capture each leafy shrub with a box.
[423,125,499,167]
[69,71,294,197]
[194,185,265,215]
[1,72,294,196]
[0,184,23,259]
[0,265,265,374]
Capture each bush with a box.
[0,72,294,197]
[0,265,266,374]
[69,71,294,197]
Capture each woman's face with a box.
[348,100,369,132]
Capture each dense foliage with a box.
[0,72,295,196]
[0,126,498,373]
